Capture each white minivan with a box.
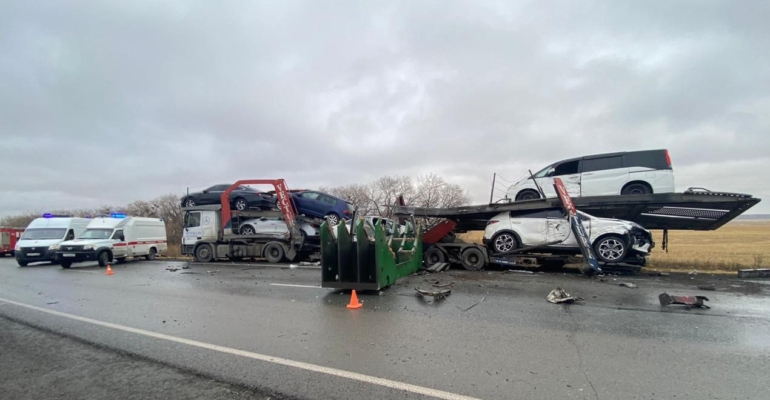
[56,214,167,268]
[15,215,90,266]
[506,149,676,201]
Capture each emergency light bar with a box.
[110,213,127,218]
[43,213,71,218]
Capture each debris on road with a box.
[659,293,710,309]
[547,288,583,304]
[432,281,455,288]
[182,265,191,270]
[289,264,298,269]
[737,268,770,278]
[415,287,451,300]
[618,282,638,288]
[46,301,59,305]
[647,271,670,277]
[299,261,321,266]
[165,266,179,272]
[207,270,219,274]
[508,270,534,274]
[425,262,450,273]
[697,285,716,291]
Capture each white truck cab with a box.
[15,215,90,266]
[56,214,167,268]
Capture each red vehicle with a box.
[0,227,25,257]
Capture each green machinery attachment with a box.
[321,218,423,291]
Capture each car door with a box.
[182,212,202,248]
[580,155,628,196]
[546,160,581,197]
[316,194,338,216]
[112,229,128,258]
[545,209,575,247]
[297,192,322,216]
[509,210,549,246]
[202,185,227,204]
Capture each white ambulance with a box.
[56,214,167,268]
[15,215,90,266]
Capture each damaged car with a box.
[483,208,653,264]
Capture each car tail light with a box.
[487,220,499,225]
[343,209,352,215]
[665,150,672,168]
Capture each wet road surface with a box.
[1,256,769,399]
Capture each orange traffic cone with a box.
[105,265,114,276]
[346,290,362,309]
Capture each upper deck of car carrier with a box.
[393,188,761,231]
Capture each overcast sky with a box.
[1,0,769,217]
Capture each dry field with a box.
[457,221,770,272]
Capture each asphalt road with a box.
[1,256,769,400]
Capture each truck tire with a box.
[146,248,157,260]
[423,247,446,266]
[461,247,486,271]
[61,260,73,269]
[594,235,628,263]
[97,251,110,267]
[264,243,285,263]
[194,244,214,263]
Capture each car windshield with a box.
[576,211,593,220]
[20,228,66,240]
[78,229,115,240]
[532,164,553,178]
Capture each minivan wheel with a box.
[326,213,340,226]
[621,183,651,195]
[594,235,628,263]
[516,190,541,201]
[491,232,518,254]
[234,198,248,211]
[184,198,196,207]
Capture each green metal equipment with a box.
[321,218,423,291]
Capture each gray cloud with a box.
[1,0,768,217]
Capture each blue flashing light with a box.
[43,213,71,218]
[43,213,52,218]
[110,213,127,219]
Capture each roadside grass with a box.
[457,221,770,272]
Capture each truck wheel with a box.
[423,247,446,266]
[146,248,157,260]
[61,261,73,269]
[461,247,486,271]
[194,244,214,263]
[97,251,110,267]
[594,235,628,263]
[264,243,285,263]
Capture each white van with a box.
[56,214,167,268]
[15,215,90,266]
[507,149,676,201]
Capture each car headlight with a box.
[15,244,21,251]
[83,244,95,250]
[48,244,59,250]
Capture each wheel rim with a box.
[468,254,480,264]
[630,187,644,194]
[198,247,210,260]
[428,252,441,264]
[598,239,624,261]
[241,226,255,235]
[269,248,280,258]
[236,200,247,210]
[327,214,339,225]
[185,199,195,207]
[494,234,515,252]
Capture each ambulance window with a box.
[65,230,75,240]
[185,212,201,228]
[112,229,124,241]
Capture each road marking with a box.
[270,283,327,289]
[0,296,479,400]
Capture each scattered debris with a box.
[697,285,717,291]
[180,272,196,275]
[299,261,321,266]
[46,301,59,305]
[415,287,451,300]
[432,281,455,288]
[737,268,770,278]
[547,288,583,304]
[647,271,670,277]
[688,270,698,275]
[182,265,191,270]
[659,293,710,309]
[508,270,534,274]
[618,282,638,288]
[425,262,450,273]
[289,264,298,269]
[206,270,219,274]
[165,267,180,272]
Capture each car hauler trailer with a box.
[395,187,760,273]
[181,179,320,263]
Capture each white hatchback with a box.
[482,208,653,263]
[506,149,675,201]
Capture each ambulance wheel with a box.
[194,244,214,263]
[264,243,285,263]
[146,248,157,260]
[97,251,110,267]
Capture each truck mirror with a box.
[119,235,125,241]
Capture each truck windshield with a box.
[20,228,67,240]
[79,229,115,240]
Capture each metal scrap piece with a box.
[618,282,638,288]
[547,288,583,304]
[659,293,710,309]
[415,287,451,300]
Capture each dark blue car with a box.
[181,184,276,211]
[290,190,354,225]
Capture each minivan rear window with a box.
[624,150,670,170]
[583,156,623,172]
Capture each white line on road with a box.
[0,296,479,400]
[270,283,327,289]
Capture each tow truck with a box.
[181,179,321,263]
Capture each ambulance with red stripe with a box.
[55,213,167,268]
